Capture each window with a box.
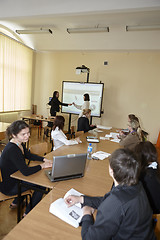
[0,33,33,112]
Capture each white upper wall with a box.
[1,0,160,18]
[0,1,160,51]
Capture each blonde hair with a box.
[82,109,91,116]
[129,120,142,141]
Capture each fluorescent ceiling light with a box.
[67,27,109,34]
[126,25,160,32]
[15,29,52,34]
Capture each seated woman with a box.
[77,109,96,133]
[119,119,141,150]
[51,115,81,151]
[120,114,148,141]
[0,120,52,216]
[135,141,160,214]
[65,148,156,240]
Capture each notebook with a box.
[45,153,87,182]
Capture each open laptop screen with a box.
[45,153,87,182]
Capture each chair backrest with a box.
[75,131,84,138]
[29,142,49,156]
[156,131,160,149]
[0,169,2,182]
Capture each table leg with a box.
[17,180,22,223]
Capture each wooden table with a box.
[5,128,120,240]
[0,122,10,141]
[22,115,55,124]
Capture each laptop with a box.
[45,153,87,182]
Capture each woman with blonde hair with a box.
[119,119,141,150]
[77,109,96,133]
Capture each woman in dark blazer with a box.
[48,91,72,116]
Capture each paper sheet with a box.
[92,151,111,160]
[96,125,112,130]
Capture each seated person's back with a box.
[135,141,160,214]
[77,109,96,133]
[51,115,81,150]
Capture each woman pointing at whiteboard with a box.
[73,93,90,118]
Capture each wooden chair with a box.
[29,142,50,157]
[75,131,84,138]
[0,169,32,222]
[156,131,160,149]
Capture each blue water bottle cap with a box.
[89,143,92,146]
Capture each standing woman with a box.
[73,93,90,118]
[48,91,72,117]
[0,120,52,216]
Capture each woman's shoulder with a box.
[51,127,61,136]
[1,142,19,156]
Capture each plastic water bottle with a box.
[87,143,92,160]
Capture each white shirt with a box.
[74,101,90,118]
[51,127,78,151]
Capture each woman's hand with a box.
[83,206,95,216]
[75,137,82,143]
[64,195,84,207]
[40,162,52,169]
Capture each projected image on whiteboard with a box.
[61,81,104,117]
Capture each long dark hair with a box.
[84,93,90,101]
[6,120,29,140]
[52,116,65,131]
[109,148,140,186]
[135,141,159,173]
[53,91,59,98]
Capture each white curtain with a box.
[0,33,33,112]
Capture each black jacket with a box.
[48,97,68,116]
[77,117,96,133]
[0,142,43,195]
[81,182,156,240]
[141,167,160,214]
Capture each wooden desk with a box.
[3,189,82,240]
[6,129,119,239]
[0,122,10,141]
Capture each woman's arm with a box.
[53,130,79,146]
[57,99,69,107]
[10,146,42,176]
[73,103,82,110]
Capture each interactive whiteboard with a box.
[61,81,104,117]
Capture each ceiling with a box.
[0,0,160,51]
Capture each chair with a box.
[156,131,160,149]
[29,142,50,157]
[75,131,84,138]
[0,169,32,223]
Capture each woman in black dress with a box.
[48,91,72,117]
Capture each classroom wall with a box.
[33,50,160,143]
